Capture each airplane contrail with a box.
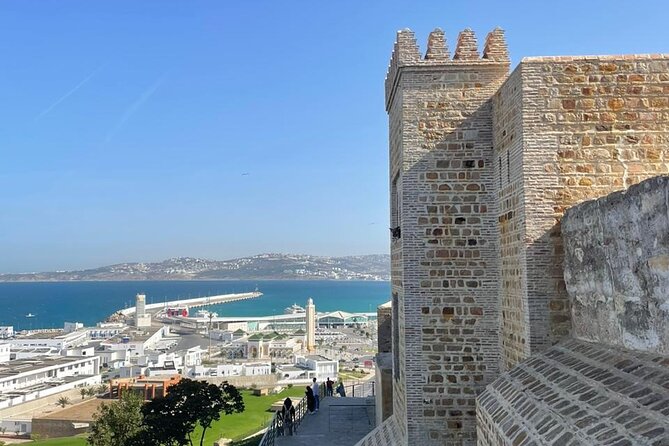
[105,75,165,143]
[35,64,105,121]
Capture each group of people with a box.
[305,377,346,412]
[276,377,348,436]
[305,377,320,413]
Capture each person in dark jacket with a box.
[281,397,296,435]
[305,385,315,414]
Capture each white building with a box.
[183,346,204,367]
[0,355,101,410]
[63,322,84,333]
[62,346,95,357]
[118,364,148,379]
[0,343,9,363]
[88,322,126,339]
[0,327,14,339]
[190,361,272,378]
[11,329,88,352]
[221,332,302,362]
[101,325,167,357]
[242,362,272,376]
[146,360,179,377]
[294,355,338,382]
[10,347,59,360]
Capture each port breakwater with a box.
[118,291,262,316]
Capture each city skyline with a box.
[2,0,669,273]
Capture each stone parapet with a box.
[562,176,669,353]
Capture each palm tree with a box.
[57,396,71,408]
[80,388,88,400]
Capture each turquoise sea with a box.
[0,280,390,330]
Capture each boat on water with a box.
[196,309,218,319]
[25,313,36,318]
[284,303,305,314]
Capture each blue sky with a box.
[1,0,667,273]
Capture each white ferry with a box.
[284,303,305,314]
[195,309,218,319]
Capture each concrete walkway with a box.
[275,397,375,446]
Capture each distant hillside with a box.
[0,254,390,282]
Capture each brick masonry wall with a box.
[377,302,392,353]
[386,28,509,445]
[513,55,669,358]
[562,176,669,353]
[492,68,530,371]
[388,54,407,440]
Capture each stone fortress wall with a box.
[356,25,669,446]
[500,54,669,370]
[477,176,669,446]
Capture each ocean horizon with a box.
[0,280,391,330]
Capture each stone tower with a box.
[370,25,669,446]
[305,297,316,353]
[385,27,509,445]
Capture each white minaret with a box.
[135,293,151,328]
[305,297,316,353]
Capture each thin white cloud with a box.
[105,75,164,143]
[35,64,105,121]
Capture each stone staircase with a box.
[274,397,375,446]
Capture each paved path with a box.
[276,397,375,446]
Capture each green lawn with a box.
[30,436,88,446]
[192,389,304,444]
[339,369,368,379]
[29,389,304,446]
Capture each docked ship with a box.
[284,303,305,314]
[165,306,189,317]
[195,309,218,319]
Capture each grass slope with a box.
[192,389,304,444]
[30,436,87,446]
[30,389,304,446]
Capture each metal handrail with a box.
[258,395,308,446]
[337,381,375,398]
[258,382,375,446]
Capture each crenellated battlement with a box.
[453,28,479,60]
[483,27,509,61]
[385,27,510,109]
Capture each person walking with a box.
[312,377,320,411]
[326,377,334,397]
[282,397,296,435]
[305,385,315,414]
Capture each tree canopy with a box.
[88,391,144,446]
[142,379,245,446]
[89,379,244,446]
